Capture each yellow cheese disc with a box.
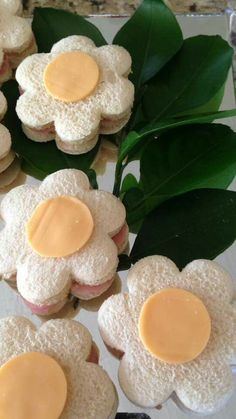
[26,196,94,258]
[43,51,100,103]
[0,352,67,419]
[139,288,211,364]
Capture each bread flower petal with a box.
[0,0,22,15]
[175,360,234,414]
[83,190,126,236]
[127,255,180,299]
[94,45,132,76]
[16,91,54,127]
[66,363,117,419]
[54,99,101,143]
[98,294,139,353]
[182,259,235,303]
[37,320,92,364]
[0,12,32,51]
[70,227,118,285]
[17,253,71,305]
[40,169,90,196]
[0,317,117,419]
[16,54,50,92]
[51,35,96,54]
[119,351,175,408]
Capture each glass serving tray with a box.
[0,14,236,419]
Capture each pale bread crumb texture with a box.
[0,0,22,15]
[0,9,33,52]
[0,150,15,173]
[0,317,117,419]
[0,169,126,305]
[15,36,134,154]
[0,125,11,159]
[98,255,236,414]
[0,158,21,188]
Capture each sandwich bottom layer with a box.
[4,223,128,315]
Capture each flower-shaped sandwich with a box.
[0,169,128,315]
[0,317,118,419]
[0,91,20,187]
[0,0,37,84]
[15,35,134,154]
[98,255,236,415]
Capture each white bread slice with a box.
[0,12,34,53]
[0,2,37,76]
[22,122,55,142]
[0,169,126,306]
[0,157,21,188]
[98,256,236,415]
[0,317,118,419]
[0,0,22,16]
[0,90,7,120]
[15,36,134,155]
[0,150,15,173]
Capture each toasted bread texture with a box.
[16,35,134,154]
[0,317,118,419]
[0,169,127,309]
[98,256,236,415]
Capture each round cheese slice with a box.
[43,51,100,103]
[0,352,67,419]
[26,195,94,258]
[139,288,211,364]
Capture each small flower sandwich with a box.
[0,91,20,187]
[98,255,236,415]
[0,0,37,84]
[0,317,118,418]
[0,169,128,315]
[15,35,134,154]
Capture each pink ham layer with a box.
[20,223,128,315]
[0,55,11,76]
[112,222,128,253]
[23,298,67,316]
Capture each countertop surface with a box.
[24,0,229,16]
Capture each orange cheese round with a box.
[0,352,67,419]
[43,51,100,103]
[139,288,211,364]
[26,196,94,258]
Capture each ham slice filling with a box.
[21,223,128,314]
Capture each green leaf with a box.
[120,173,139,195]
[32,7,107,52]
[143,35,233,121]
[118,108,236,165]
[2,80,99,180]
[130,189,236,268]
[113,0,183,91]
[123,124,236,227]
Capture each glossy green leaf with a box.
[32,7,107,52]
[2,80,99,180]
[143,35,233,121]
[113,0,183,91]
[130,189,236,268]
[118,108,236,165]
[123,123,236,227]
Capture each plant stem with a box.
[113,161,124,197]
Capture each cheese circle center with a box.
[43,51,100,103]
[139,288,211,364]
[27,196,94,258]
[0,352,67,419]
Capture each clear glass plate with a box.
[0,13,235,419]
